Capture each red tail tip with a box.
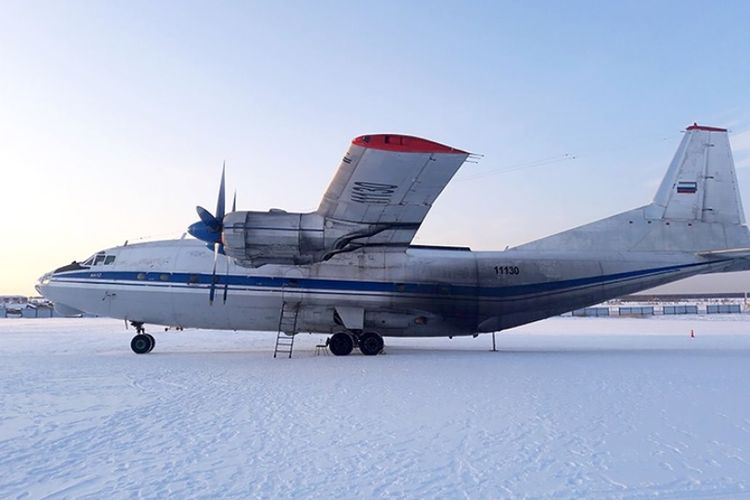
[686,123,727,132]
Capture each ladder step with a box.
[274,299,300,358]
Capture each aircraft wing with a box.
[317,134,470,246]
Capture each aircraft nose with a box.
[35,271,53,295]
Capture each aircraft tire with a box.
[358,332,384,356]
[131,334,154,354]
[145,334,156,353]
[329,332,354,356]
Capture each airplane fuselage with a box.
[38,238,739,337]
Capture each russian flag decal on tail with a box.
[676,181,697,194]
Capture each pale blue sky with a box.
[2,1,750,294]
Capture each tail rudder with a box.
[648,123,745,225]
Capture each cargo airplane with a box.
[37,124,750,356]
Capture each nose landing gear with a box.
[130,334,155,354]
[129,321,155,354]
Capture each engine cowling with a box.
[222,209,413,267]
[222,210,329,266]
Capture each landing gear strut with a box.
[327,331,384,356]
[130,321,146,334]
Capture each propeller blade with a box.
[195,206,220,230]
[231,190,236,213]
[209,242,219,304]
[216,162,226,222]
[222,254,229,304]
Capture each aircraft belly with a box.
[291,291,475,337]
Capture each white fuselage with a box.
[37,239,741,337]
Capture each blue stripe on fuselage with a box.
[51,259,726,299]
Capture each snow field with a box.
[1,317,749,498]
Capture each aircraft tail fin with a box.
[647,124,745,224]
[515,124,750,253]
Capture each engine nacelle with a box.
[222,209,415,267]
[222,210,329,266]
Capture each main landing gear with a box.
[129,321,155,354]
[328,331,384,356]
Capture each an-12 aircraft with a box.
[38,124,750,356]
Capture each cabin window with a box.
[189,274,199,284]
[137,272,146,280]
[104,256,116,265]
[160,273,170,281]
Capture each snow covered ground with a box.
[1,317,749,498]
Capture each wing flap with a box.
[698,247,750,259]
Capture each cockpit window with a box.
[83,253,117,266]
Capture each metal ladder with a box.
[273,301,300,358]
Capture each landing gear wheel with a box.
[131,334,154,354]
[358,331,384,356]
[145,334,155,353]
[329,332,354,356]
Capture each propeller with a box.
[188,162,226,247]
[187,163,233,304]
